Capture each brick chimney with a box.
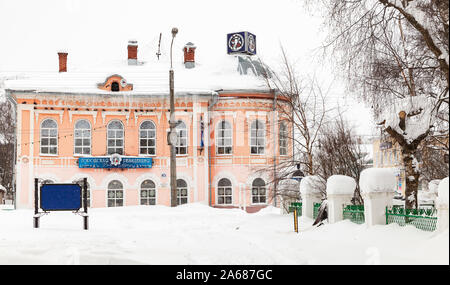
[128,40,138,65]
[57,52,68,72]
[183,42,196,69]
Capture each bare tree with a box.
[256,48,332,209]
[307,0,449,209]
[0,99,15,200]
[315,114,372,204]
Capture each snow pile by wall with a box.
[437,177,449,206]
[360,168,396,193]
[326,175,356,195]
[300,176,323,195]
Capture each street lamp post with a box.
[169,27,178,207]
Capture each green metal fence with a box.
[343,204,365,224]
[288,202,302,216]
[313,202,321,219]
[386,206,437,232]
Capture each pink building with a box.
[4,36,292,212]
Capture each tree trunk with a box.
[402,149,420,209]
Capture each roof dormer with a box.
[97,74,133,92]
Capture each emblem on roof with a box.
[227,32,256,55]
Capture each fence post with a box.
[436,177,449,233]
[300,176,324,219]
[326,175,356,224]
[302,193,322,219]
[360,168,396,227]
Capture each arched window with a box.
[140,180,156,205]
[217,178,232,205]
[175,121,187,155]
[73,179,90,207]
[74,120,91,155]
[250,120,265,154]
[111,82,120,92]
[107,120,124,155]
[139,121,156,155]
[107,180,123,207]
[279,122,288,156]
[252,178,266,204]
[40,119,58,155]
[176,179,188,205]
[216,120,232,155]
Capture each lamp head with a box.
[171,27,178,38]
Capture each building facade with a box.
[5,36,292,211]
[372,137,406,195]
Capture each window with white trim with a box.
[217,178,232,205]
[139,121,156,155]
[73,179,90,207]
[107,180,123,207]
[250,120,265,154]
[40,119,58,155]
[175,121,187,155]
[252,178,266,204]
[140,180,156,205]
[107,120,124,155]
[279,122,288,156]
[176,179,188,205]
[216,120,232,155]
[74,120,91,155]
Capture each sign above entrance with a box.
[78,156,153,169]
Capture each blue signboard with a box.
[40,184,81,211]
[78,156,153,169]
[227,31,256,55]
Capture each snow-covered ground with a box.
[0,203,447,265]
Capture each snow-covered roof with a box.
[3,53,269,96]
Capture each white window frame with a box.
[251,178,267,204]
[40,118,58,156]
[175,121,188,156]
[217,178,233,205]
[279,122,288,156]
[107,120,124,155]
[73,119,92,156]
[139,120,157,156]
[216,120,233,155]
[176,179,188,205]
[250,120,265,155]
[140,180,157,205]
[107,180,124,207]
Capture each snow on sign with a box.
[40,184,81,211]
[227,32,256,55]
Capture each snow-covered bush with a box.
[300,176,324,195]
[360,168,396,194]
[326,175,356,195]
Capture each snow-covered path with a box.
[0,204,447,265]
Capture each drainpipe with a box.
[208,90,220,207]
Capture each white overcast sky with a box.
[0,0,376,137]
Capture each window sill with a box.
[39,154,58,157]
